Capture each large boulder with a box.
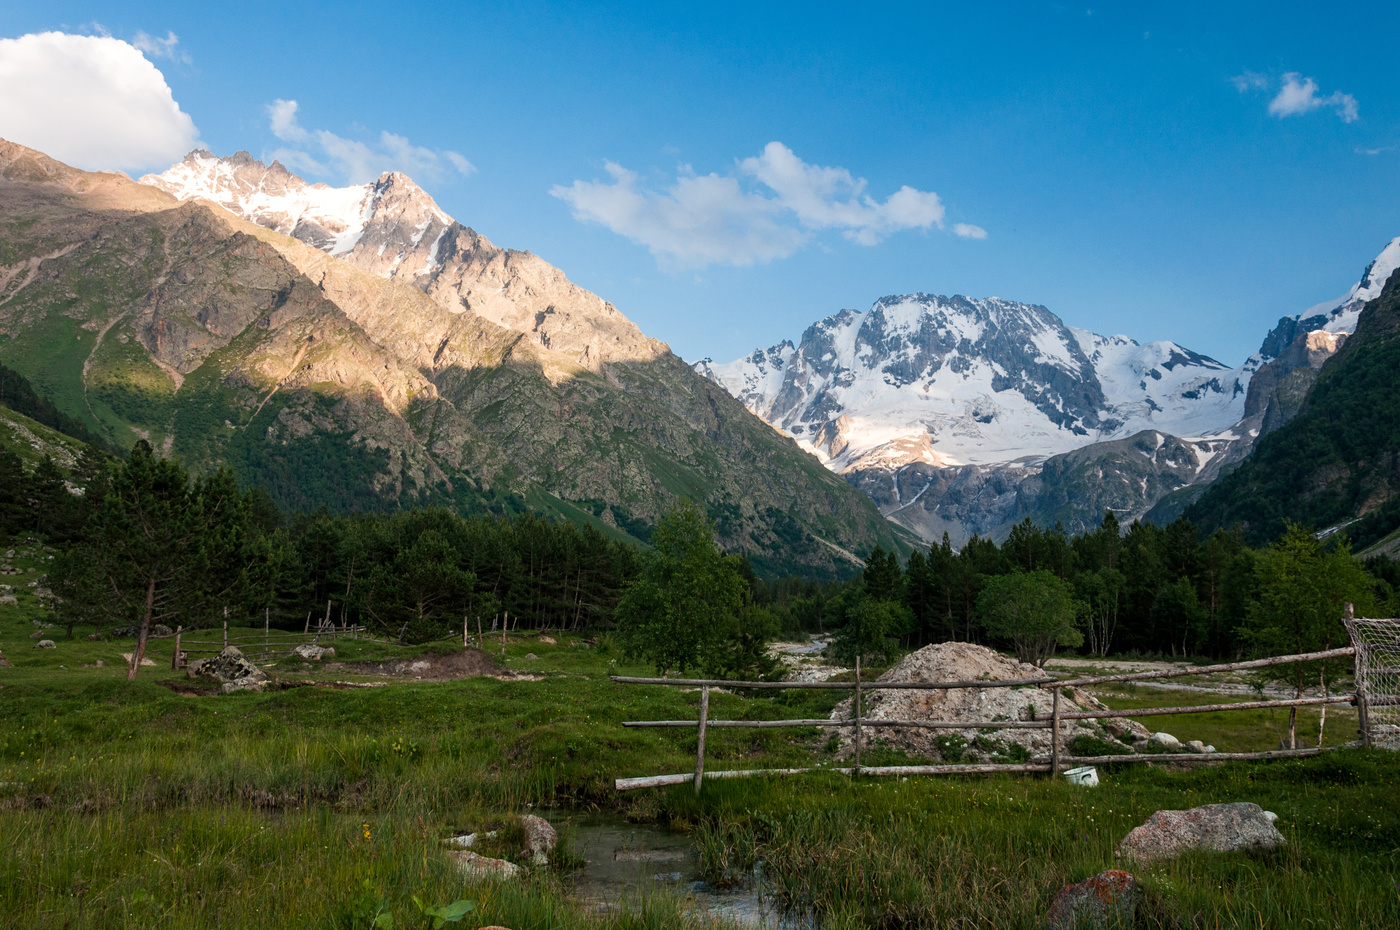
[1116,802,1285,862]
[830,642,1151,761]
[1044,869,1137,929]
[191,646,269,692]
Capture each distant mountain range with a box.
[0,141,909,576]
[697,238,1400,542]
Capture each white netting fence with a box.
[1345,617,1400,737]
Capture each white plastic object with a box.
[1062,765,1099,787]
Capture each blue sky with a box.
[1,2,1397,366]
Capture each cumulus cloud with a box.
[552,142,977,268]
[265,98,474,184]
[0,31,199,173]
[1234,70,1358,123]
[131,30,190,64]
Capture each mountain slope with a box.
[0,140,906,575]
[1183,264,1400,546]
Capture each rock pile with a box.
[189,646,269,693]
[831,642,1152,762]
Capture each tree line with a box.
[767,512,1390,673]
[4,437,1395,690]
[2,441,639,679]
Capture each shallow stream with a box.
[549,812,804,928]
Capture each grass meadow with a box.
[2,550,1398,928]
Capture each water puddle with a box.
[550,813,805,928]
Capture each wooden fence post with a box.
[853,657,863,778]
[172,626,182,670]
[264,608,270,658]
[222,609,228,649]
[463,615,469,648]
[1050,686,1062,776]
[695,685,711,794]
[1345,603,1373,750]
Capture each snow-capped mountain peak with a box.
[696,294,1248,471]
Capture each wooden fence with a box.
[612,645,1368,792]
[165,617,372,668]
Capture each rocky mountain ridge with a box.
[142,151,658,373]
[697,240,1397,543]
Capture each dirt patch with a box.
[345,647,533,682]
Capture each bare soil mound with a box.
[833,642,1150,763]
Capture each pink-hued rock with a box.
[1045,869,1137,929]
[1116,802,1284,862]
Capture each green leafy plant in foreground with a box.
[410,895,475,929]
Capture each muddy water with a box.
[549,813,805,928]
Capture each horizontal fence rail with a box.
[610,675,1056,690]
[613,635,1380,792]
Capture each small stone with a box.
[120,653,158,667]
[524,653,538,660]
[0,595,17,607]
[538,635,557,645]
[1185,739,1207,753]
[1116,802,1286,862]
[1044,869,1138,929]
[87,633,102,641]
[94,660,105,668]
[221,677,267,694]
[35,640,56,649]
[448,850,522,880]
[1149,732,1181,750]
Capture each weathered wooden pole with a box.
[1050,686,1062,777]
[502,611,508,655]
[694,685,711,794]
[172,626,183,670]
[264,608,270,658]
[1347,602,1373,749]
[853,657,863,778]
[222,608,228,649]
[463,614,469,647]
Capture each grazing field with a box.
[2,575,1398,928]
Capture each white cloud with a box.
[264,98,474,184]
[1234,70,1358,123]
[551,162,805,267]
[131,30,190,64]
[954,223,988,240]
[0,31,199,173]
[1269,73,1358,122]
[552,142,974,268]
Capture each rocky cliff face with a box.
[142,151,658,372]
[1,140,907,576]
